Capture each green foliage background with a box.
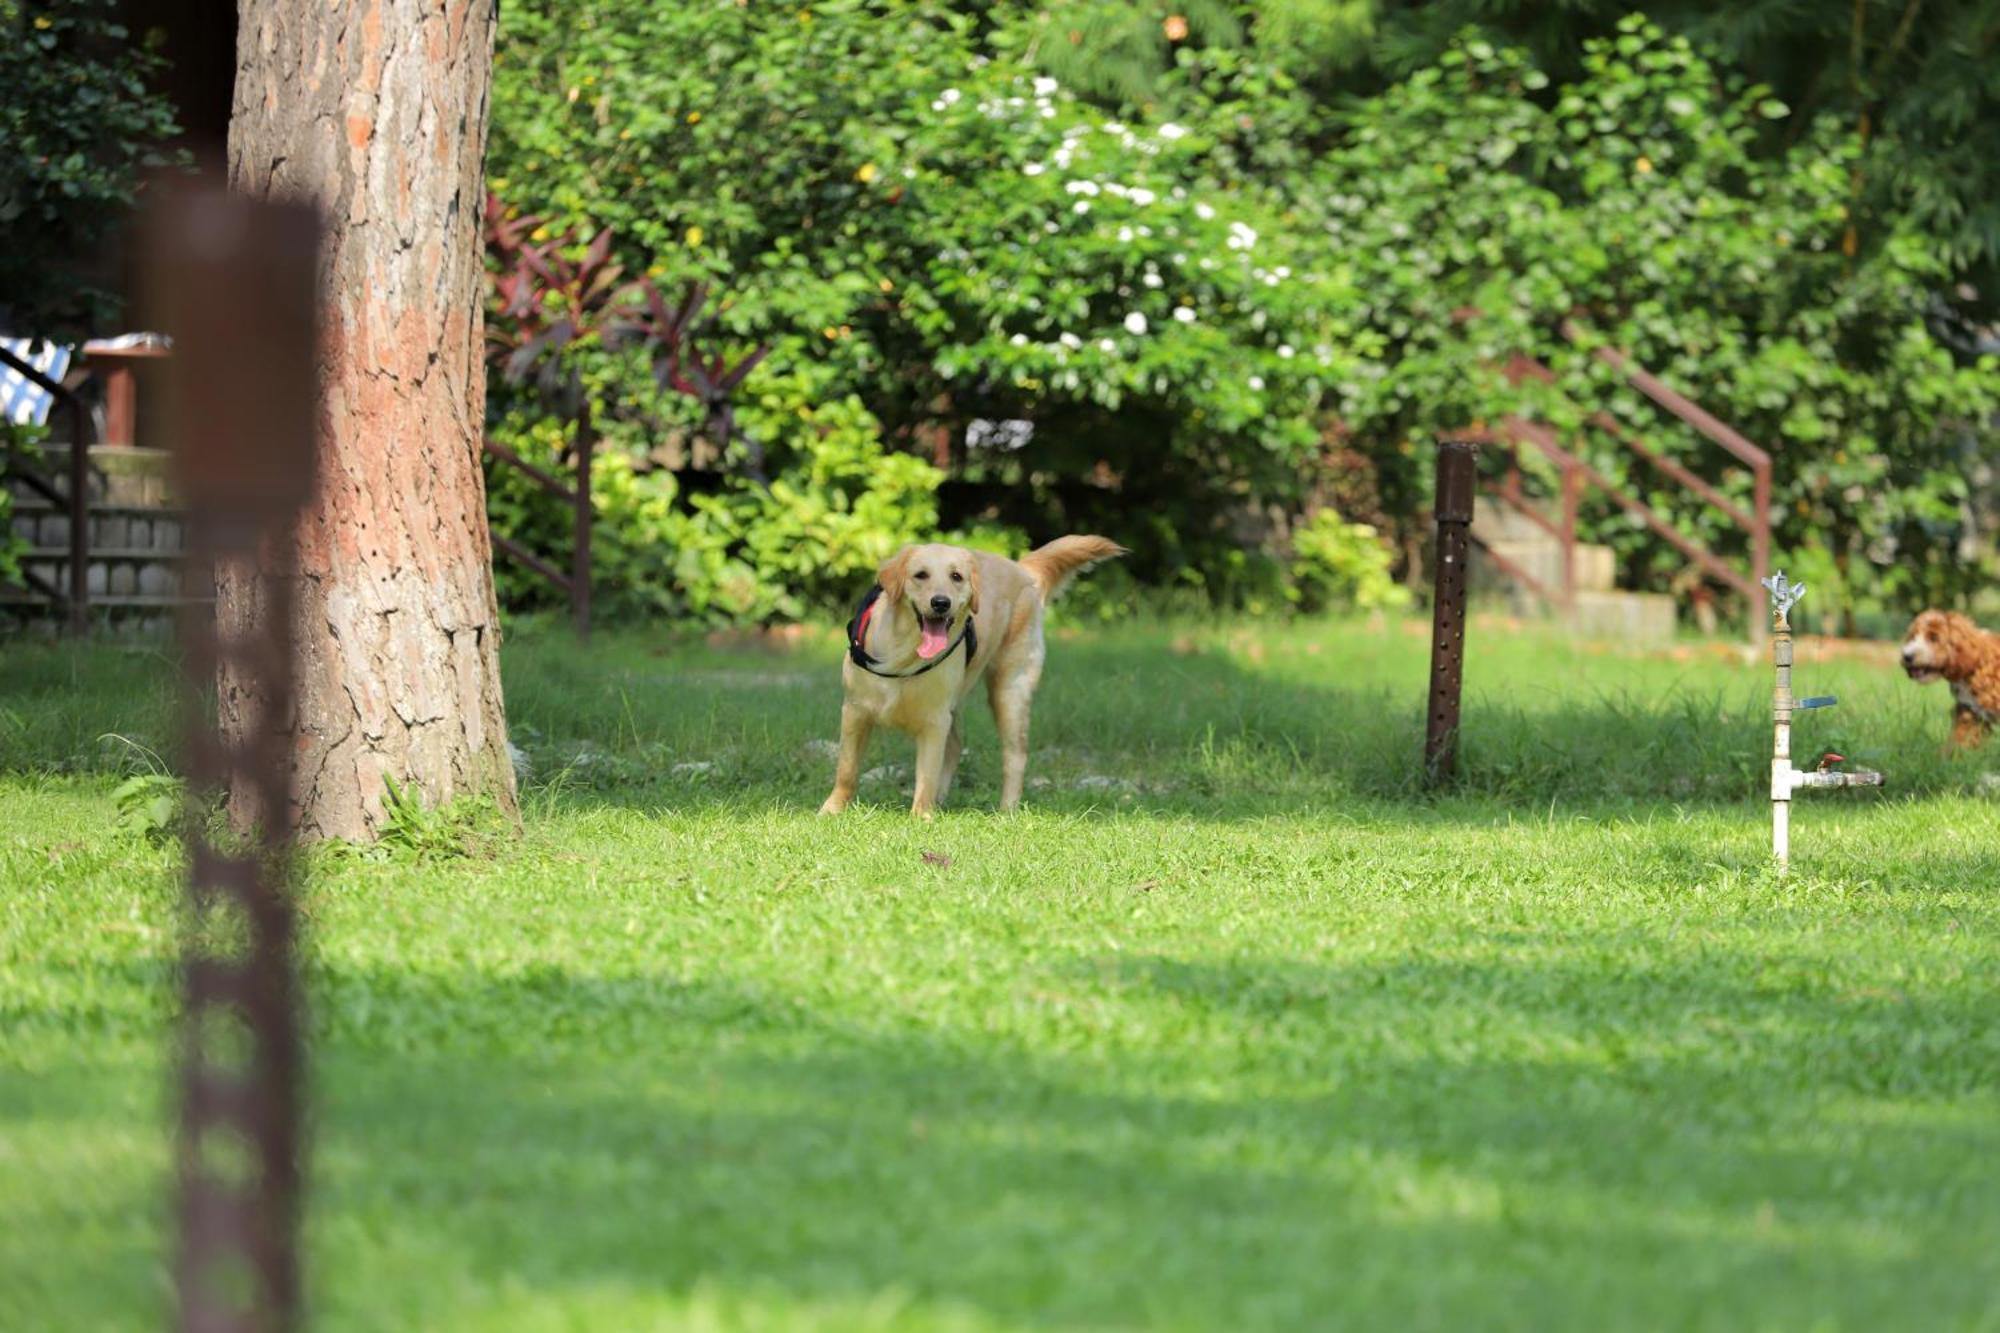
[475,2,1999,628]
[0,0,181,339]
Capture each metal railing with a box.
[1464,323,1772,632]
[482,403,594,639]
[0,342,91,633]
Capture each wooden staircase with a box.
[3,445,202,630]
[1458,319,1773,643]
[1470,495,1677,642]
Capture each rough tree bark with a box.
[222,0,516,840]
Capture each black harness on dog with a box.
[846,585,977,678]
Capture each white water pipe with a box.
[1762,571,1883,871]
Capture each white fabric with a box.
[0,336,72,427]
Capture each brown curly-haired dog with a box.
[1900,610,2000,747]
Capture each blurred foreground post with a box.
[154,188,319,1333]
[1424,440,1477,785]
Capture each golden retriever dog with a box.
[1900,609,2000,747]
[820,535,1125,816]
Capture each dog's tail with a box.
[1020,535,1127,602]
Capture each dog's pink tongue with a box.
[918,619,949,659]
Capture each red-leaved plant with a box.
[483,191,771,475]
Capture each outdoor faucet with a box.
[1762,571,1884,869]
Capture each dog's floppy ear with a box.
[878,546,915,604]
[965,559,982,615]
[1938,611,1980,672]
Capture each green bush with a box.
[484,4,1998,626]
[487,0,1347,604]
[0,0,182,337]
[1313,18,2000,619]
[487,361,1002,623]
[0,420,42,587]
[1286,511,1410,614]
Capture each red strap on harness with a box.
[846,582,974,676]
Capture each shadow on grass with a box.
[10,925,1998,1327]
[272,954,2000,1328]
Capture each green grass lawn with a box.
[4,615,1998,1331]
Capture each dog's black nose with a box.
[929,594,952,615]
[1901,646,1917,662]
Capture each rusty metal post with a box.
[1750,462,1772,647]
[1425,440,1477,785]
[66,399,89,634]
[573,400,593,641]
[152,187,320,1333]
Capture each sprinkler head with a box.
[1761,571,1806,619]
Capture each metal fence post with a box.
[1425,439,1478,785]
[573,400,593,641]
[153,186,320,1333]
[66,406,89,634]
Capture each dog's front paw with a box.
[819,794,851,816]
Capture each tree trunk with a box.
[222,0,515,841]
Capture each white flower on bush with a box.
[1277,344,1295,358]
[1117,226,1134,242]
[1274,265,1292,279]
[1173,306,1196,323]
[1059,332,1083,349]
[1247,375,1265,391]
[1124,312,1148,335]
[934,88,961,108]
[1194,202,1216,221]
[1104,121,1126,134]
[1073,201,1090,214]
[1034,76,1058,97]
[1010,333,1029,346]
[1098,338,1116,352]
[1227,221,1258,251]
[1158,122,1187,140]
[1104,182,1129,198]
[1065,180,1100,196]
[1129,187,1156,206]
[1023,161,1045,176]
[1142,272,1164,289]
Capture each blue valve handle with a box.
[1796,695,1837,709]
